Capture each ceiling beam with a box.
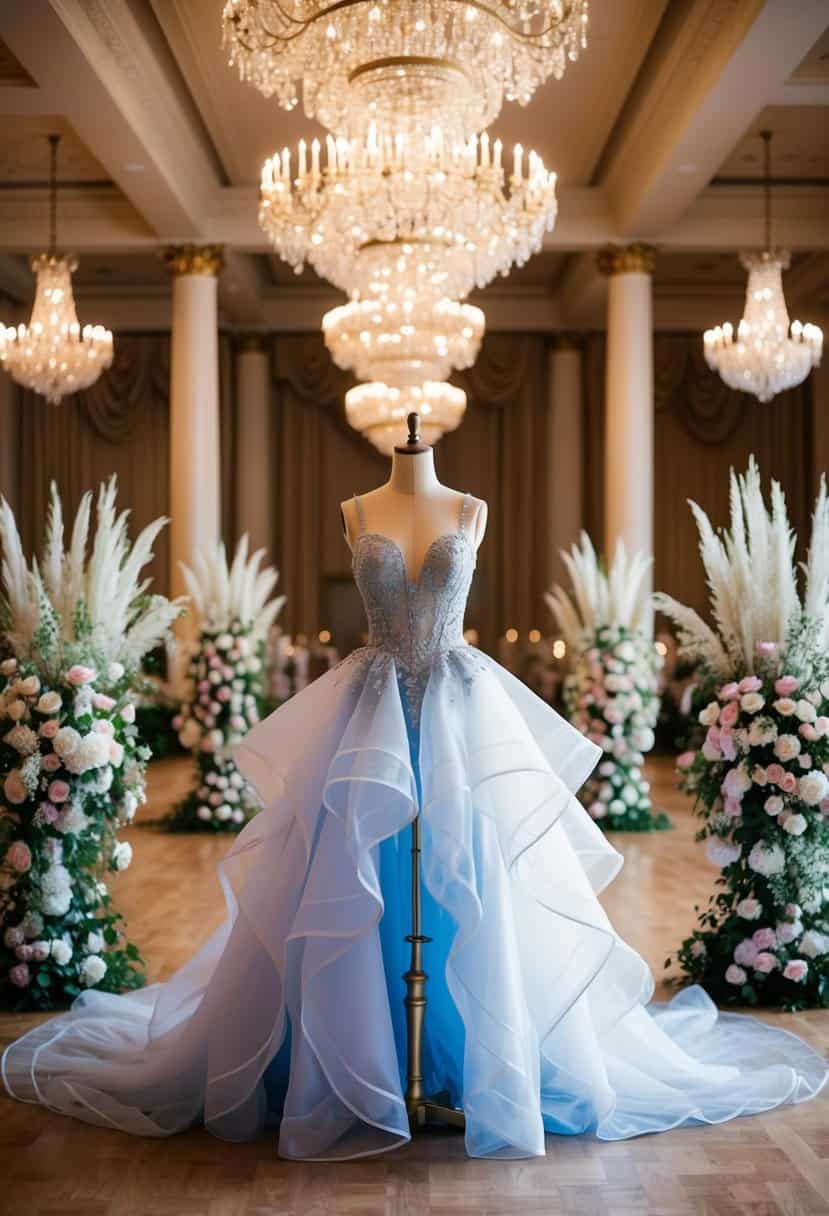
[597,0,829,239]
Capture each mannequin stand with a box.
[403,812,466,1131]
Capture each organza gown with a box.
[3,494,827,1160]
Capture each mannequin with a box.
[341,414,487,573]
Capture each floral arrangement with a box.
[164,536,285,833]
[655,459,829,1009]
[546,533,668,831]
[0,479,181,1009]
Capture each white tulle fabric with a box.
[3,646,826,1159]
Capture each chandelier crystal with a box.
[224,0,589,144]
[704,131,822,404]
[323,295,484,384]
[345,380,466,454]
[260,127,557,299]
[0,136,113,405]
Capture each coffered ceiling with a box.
[0,0,824,331]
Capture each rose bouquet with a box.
[163,536,285,833]
[655,459,829,1009]
[0,479,182,1009]
[546,533,668,831]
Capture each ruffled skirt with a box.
[3,646,826,1159]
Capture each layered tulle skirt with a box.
[3,646,827,1159]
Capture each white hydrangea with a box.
[799,930,829,958]
[81,955,107,987]
[64,732,110,774]
[112,841,133,871]
[706,838,741,867]
[748,840,786,877]
[56,803,91,836]
[20,911,44,939]
[40,863,73,916]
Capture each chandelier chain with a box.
[48,134,60,255]
[761,128,772,252]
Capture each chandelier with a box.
[223,1,589,144]
[345,380,466,454]
[0,136,113,405]
[259,127,557,299]
[322,294,484,384]
[704,131,822,404]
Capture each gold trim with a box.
[348,55,473,87]
[164,244,224,278]
[597,243,657,277]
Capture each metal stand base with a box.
[403,822,465,1134]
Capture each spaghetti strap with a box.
[458,491,472,535]
[354,494,367,536]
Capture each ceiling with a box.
[0,1,824,330]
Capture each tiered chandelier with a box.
[704,131,822,404]
[0,135,113,405]
[225,0,584,447]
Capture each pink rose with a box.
[756,641,778,658]
[781,772,797,794]
[222,666,234,681]
[9,963,30,988]
[739,675,763,693]
[92,693,115,712]
[720,701,740,729]
[774,675,799,697]
[677,751,696,770]
[94,719,115,738]
[42,754,61,772]
[39,801,59,824]
[734,939,759,968]
[753,952,778,974]
[39,718,59,739]
[783,960,808,983]
[725,964,747,985]
[109,740,124,767]
[723,797,742,819]
[6,840,32,873]
[719,682,741,702]
[172,714,183,730]
[200,738,216,753]
[3,770,27,805]
[48,780,70,803]
[15,944,33,960]
[752,928,777,950]
[120,702,135,725]
[766,764,785,786]
[719,727,738,762]
[217,687,231,703]
[800,723,818,742]
[65,664,96,686]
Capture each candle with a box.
[298,138,306,177]
[311,138,320,177]
[480,131,489,169]
[326,134,336,173]
[513,143,523,182]
[494,138,502,174]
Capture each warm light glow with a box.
[318,629,332,644]
[552,639,567,659]
[345,380,466,454]
[528,629,541,644]
[655,640,668,657]
[505,627,519,644]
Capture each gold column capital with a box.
[164,244,224,278]
[597,243,657,277]
[234,332,268,354]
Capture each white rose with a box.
[197,806,213,821]
[216,633,233,651]
[799,930,829,958]
[120,702,136,724]
[698,702,720,727]
[774,734,801,762]
[112,841,133,871]
[795,699,817,723]
[740,692,765,714]
[85,930,105,954]
[50,939,72,965]
[30,940,50,962]
[748,840,786,876]
[36,691,62,715]
[53,726,82,759]
[122,792,138,821]
[748,719,777,747]
[783,813,808,836]
[735,898,762,920]
[18,675,40,697]
[632,728,655,752]
[107,661,125,682]
[81,955,107,987]
[773,698,797,717]
[215,804,232,821]
[764,794,784,816]
[798,770,829,806]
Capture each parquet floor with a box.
[1,755,827,1216]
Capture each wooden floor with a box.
[1,754,827,1216]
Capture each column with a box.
[546,334,583,589]
[164,245,223,603]
[0,300,20,510]
[234,334,274,558]
[597,243,656,567]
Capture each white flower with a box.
[608,799,626,815]
[85,930,105,954]
[50,939,73,965]
[216,633,233,651]
[798,770,829,806]
[40,863,73,916]
[112,841,133,871]
[722,767,752,799]
[773,698,797,717]
[748,719,777,747]
[631,727,655,752]
[776,920,803,944]
[36,691,62,715]
[774,734,801,762]
[64,732,110,774]
[215,804,232,821]
[107,661,125,682]
[706,838,741,867]
[81,955,107,987]
[53,726,82,759]
[783,813,808,836]
[795,699,817,723]
[740,692,765,714]
[20,911,43,939]
[18,675,40,697]
[122,792,138,821]
[4,724,39,755]
[799,930,829,958]
[698,701,720,727]
[196,806,213,821]
[764,794,784,816]
[56,803,91,836]
[748,841,786,877]
[736,898,762,920]
[120,702,135,724]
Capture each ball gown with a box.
[2,494,827,1160]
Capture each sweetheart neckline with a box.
[353,529,473,589]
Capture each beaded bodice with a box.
[352,493,475,717]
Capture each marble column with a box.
[546,334,584,589]
[163,244,224,605]
[0,300,20,510]
[234,334,273,559]
[597,243,656,569]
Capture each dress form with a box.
[341,416,487,578]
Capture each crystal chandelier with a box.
[0,136,113,405]
[223,0,589,145]
[345,380,466,454]
[322,294,484,384]
[704,132,822,404]
[260,127,557,300]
